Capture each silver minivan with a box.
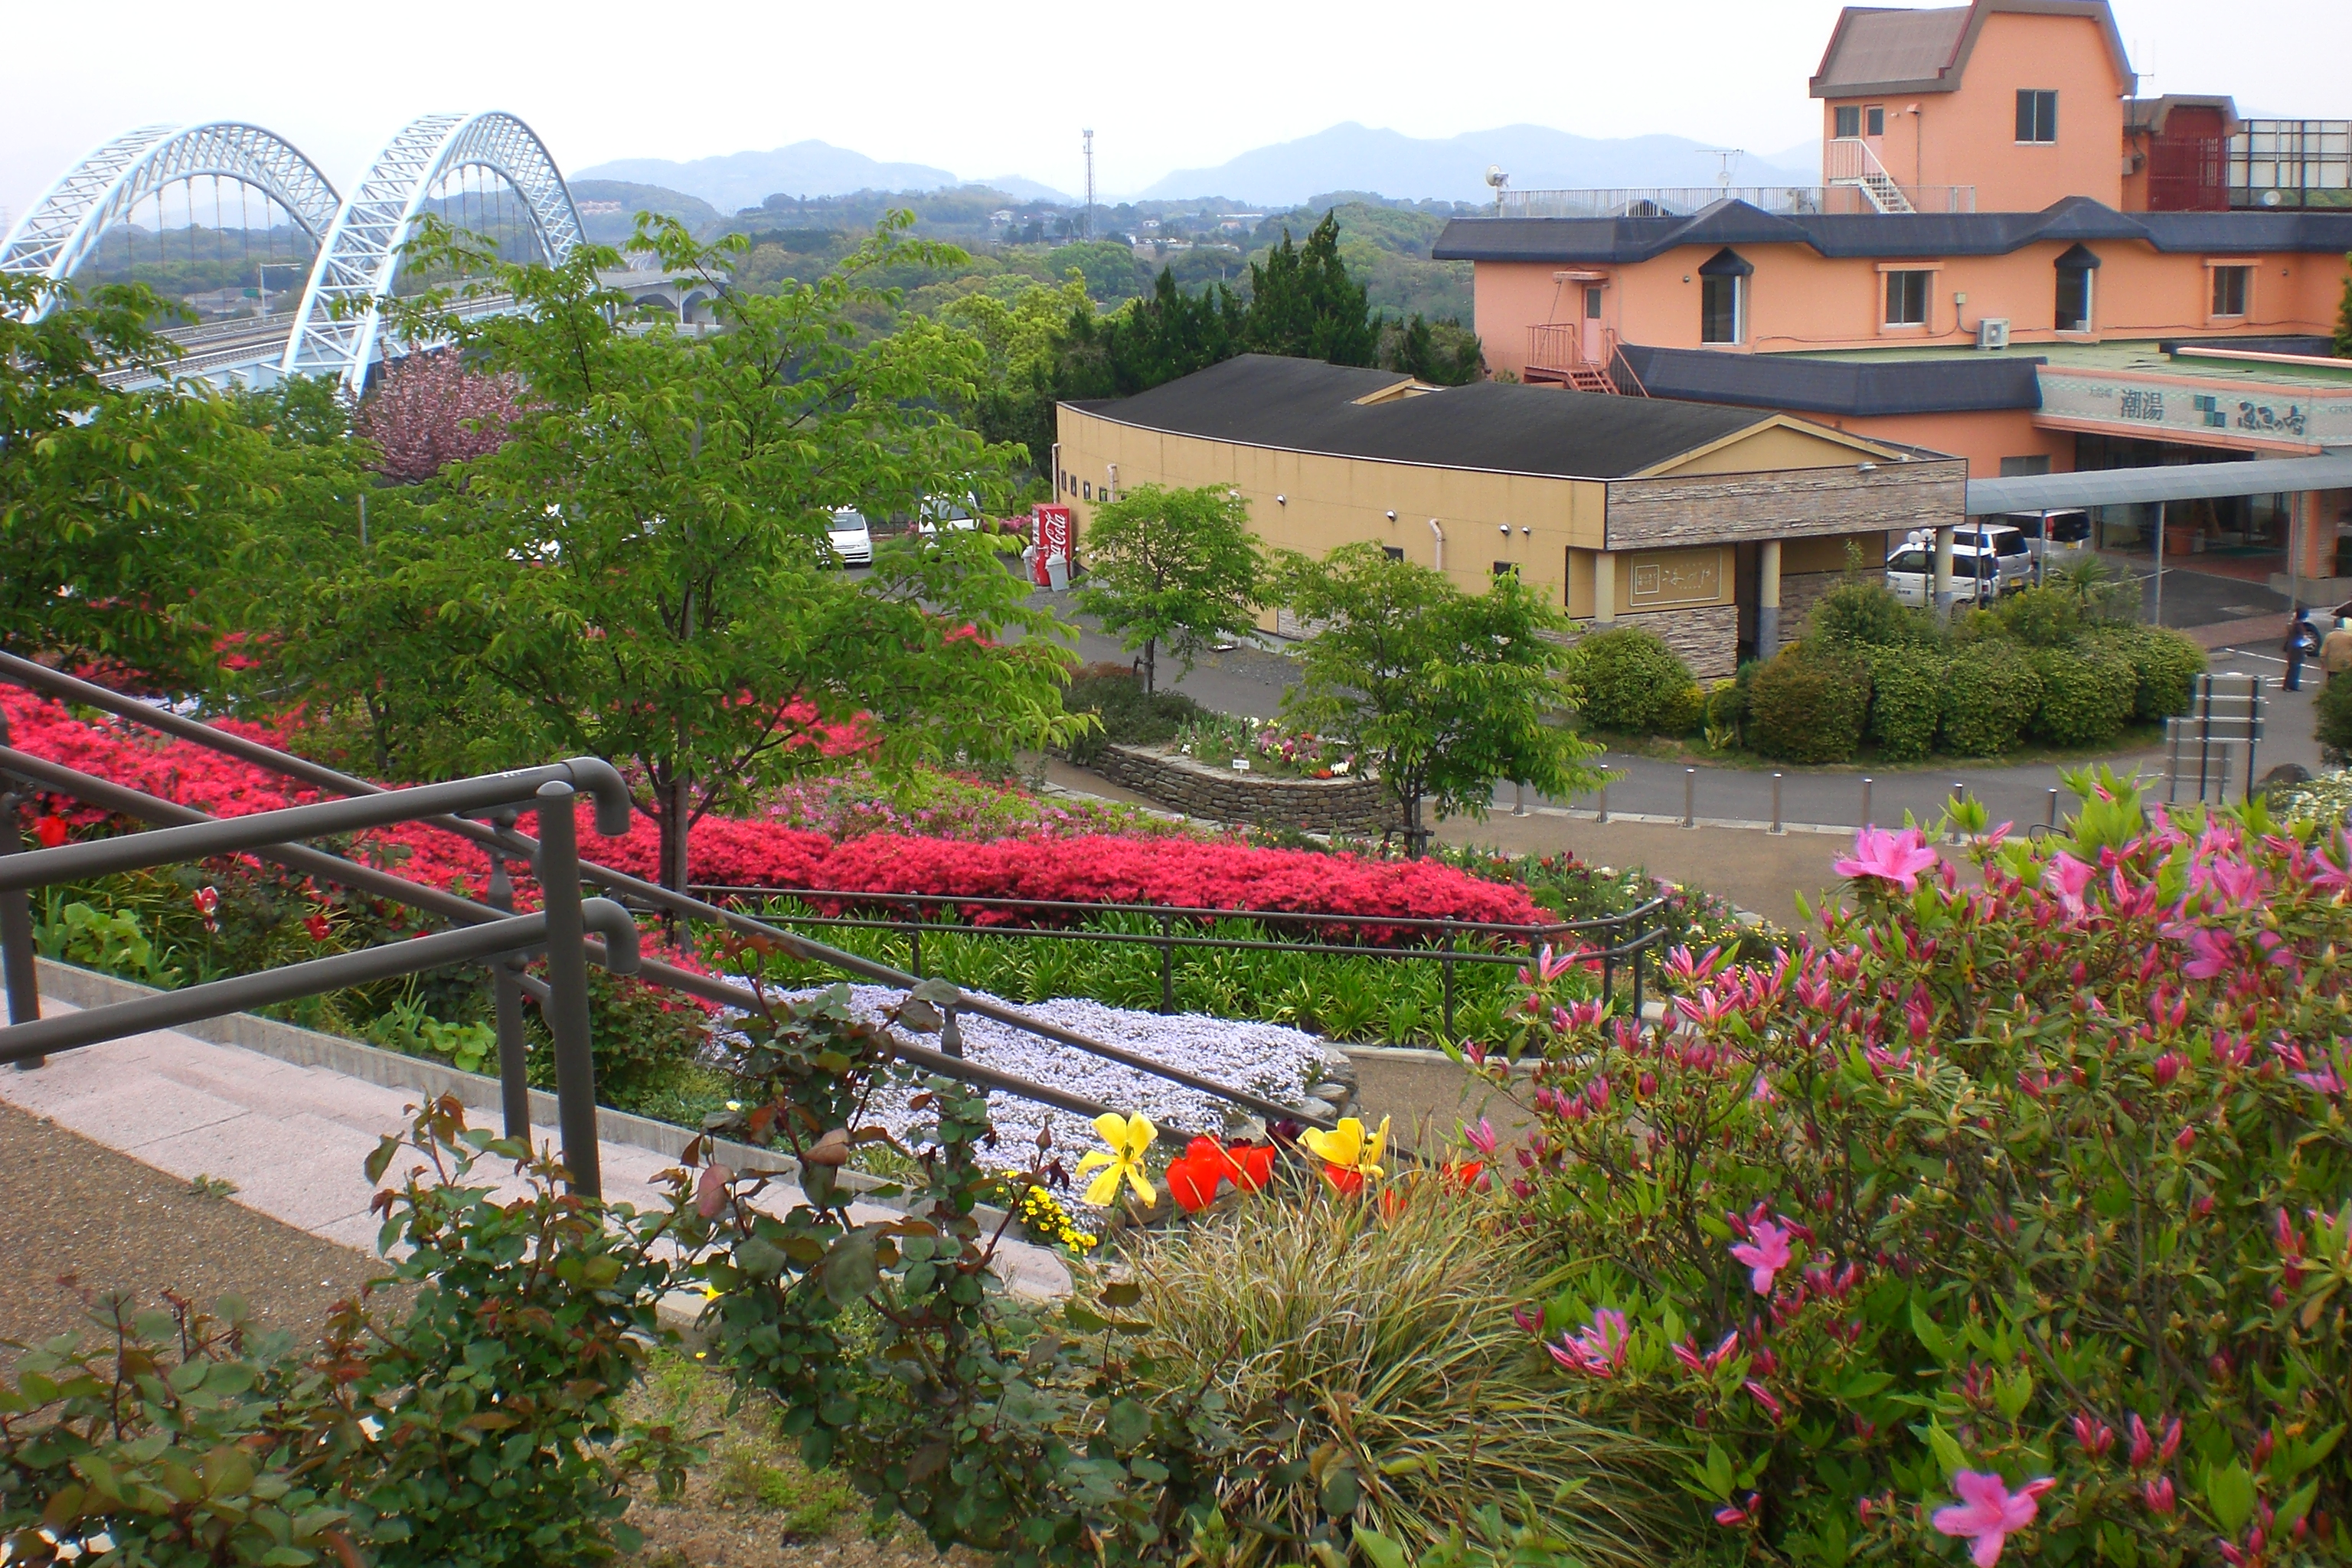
[825,507,874,567]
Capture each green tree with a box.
[1271,544,1603,854]
[1377,313,1484,386]
[0,274,281,688]
[1073,484,1263,693]
[2334,252,2352,358]
[247,215,1083,890]
[1242,211,1379,366]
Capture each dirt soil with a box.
[0,1099,387,1375]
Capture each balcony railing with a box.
[1495,181,1974,220]
[2228,119,2352,208]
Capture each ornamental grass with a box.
[1124,1181,1688,1566]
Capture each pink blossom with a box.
[1743,1379,1784,1420]
[1932,1472,2055,1567]
[1547,1308,1630,1377]
[1462,1118,1498,1156]
[2043,851,2096,913]
[1834,825,1941,893]
[1730,1220,1794,1295]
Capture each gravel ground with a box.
[734,985,1338,1162]
[0,1100,388,1376]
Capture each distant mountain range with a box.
[1138,123,1818,206]
[573,125,1822,215]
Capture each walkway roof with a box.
[1966,452,2352,514]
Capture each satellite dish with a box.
[1484,165,1508,189]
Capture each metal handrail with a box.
[0,652,1335,1142]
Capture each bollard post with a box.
[2045,788,2060,831]
[1860,776,1873,828]
[484,809,530,1142]
[1769,773,1784,835]
[1682,767,1697,829]
[0,786,42,1067]
[1596,782,1609,824]
[1949,781,1966,843]
[533,782,601,1200]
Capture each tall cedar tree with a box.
[247,214,1083,890]
[1241,211,1379,367]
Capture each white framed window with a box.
[1701,275,1743,343]
[2210,263,2251,317]
[1883,270,1932,326]
[1866,105,1886,137]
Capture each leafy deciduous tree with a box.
[1272,544,1602,854]
[247,214,1083,889]
[1072,484,1263,694]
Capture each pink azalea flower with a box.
[2043,852,2096,913]
[1932,1472,2055,1567]
[1730,1220,1794,1295]
[1834,825,1941,893]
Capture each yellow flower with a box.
[1076,1111,1159,1207]
[1300,1115,1390,1181]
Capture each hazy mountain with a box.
[1136,123,1819,206]
[573,142,959,214]
[975,175,1080,204]
[567,179,722,243]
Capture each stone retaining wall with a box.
[1083,744,1400,834]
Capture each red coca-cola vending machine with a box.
[1031,504,1073,589]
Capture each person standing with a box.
[2285,610,2321,691]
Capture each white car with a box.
[916,493,982,543]
[1886,543,2004,608]
[825,508,873,567]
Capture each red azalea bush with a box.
[1,686,1544,933]
[1483,778,2352,1565]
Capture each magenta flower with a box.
[1730,1220,1794,1295]
[2043,851,2096,913]
[1548,1307,1631,1377]
[1932,1472,2055,1566]
[1834,825,1941,893]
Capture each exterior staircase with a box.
[1825,137,1916,214]
[1524,322,1651,396]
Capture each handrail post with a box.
[908,908,922,978]
[0,786,44,1068]
[534,782,600,1200]
[1440,922,1456,1042]
[1158,910,1175,1015]
[485,808,530,1141]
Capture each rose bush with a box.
[1479,775,2352,1565]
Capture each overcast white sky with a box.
[3,0,2345,221]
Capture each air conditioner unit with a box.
[1977,317,2011,351]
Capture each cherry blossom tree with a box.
[352,348,521,484]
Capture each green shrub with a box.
[1859,645,1945,763]
[2030,642,2136,748]
[1937,641,2043,756]
[1805,577,1933,648]
[2086,623,2207,720]
[1566,626,1691,732]
[1745,648,1870,763]
[1654,682,1706,737]
[1062,663,1207,763]
[2320,670,2352,761]
[1995,584,2082,647]
[1702,678,1746,735]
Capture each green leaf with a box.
[1922,1421,1968,1481]
[2205,1462,2256,1534]
[1320,1465,1362,1518]
[821,1227,883,1306]
[1101,1281,1142,1308]
[1354,1524,1412,1568]
[1106,1399,1152,1448]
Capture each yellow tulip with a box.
[1300,1115,1389,1180]
[1076,1111,1159,1207]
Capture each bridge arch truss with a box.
[0,122,342,322]
[283,112,583,395]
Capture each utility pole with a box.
[1083,129,1096,241]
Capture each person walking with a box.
[2285,609,2321,691]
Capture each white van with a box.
[916,493,982,544]
[825,508,873,567]
[1998,509,2093,568]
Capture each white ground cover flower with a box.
[712,984,1334,1172]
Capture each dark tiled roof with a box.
[1432,198,2352,264]
[1811,5,1970,94]
[1615,345,2046,416]
[1064,354,1770,480]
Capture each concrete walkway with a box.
[0,978,1072,1307]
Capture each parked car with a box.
[916,492,982,544]
[1997,509,2094,569]
[1886,542,2006,607]
[825,507,873,567]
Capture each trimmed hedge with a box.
[1860,645,1945,763]
[1748,647,1870,763]
[1657,683,1707,737]
[2030,642,2136,748]
[2085,624,2207,721]
[1570,626,1693,732]
[1939,642,2043,756]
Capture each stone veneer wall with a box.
[1781,570,1846,641]
[1084,745,1400,834]
[1558,603,1740,680]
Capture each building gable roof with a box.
[1612,343,2046,417]
[1432,200,2352,265]
[1810,0,2133,99]
[1060,354,1889,481]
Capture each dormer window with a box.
[1698,248,1752,345]
[2053,243,2100,333]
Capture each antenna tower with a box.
[1083,128,1096,240]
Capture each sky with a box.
[2,0,2346,223]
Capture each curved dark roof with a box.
[1809,1,2132,99]
[1614,344,2045,416]
[1063,354,1777,480]
[1433,198,2352,265]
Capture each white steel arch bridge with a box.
[0,112,586,397]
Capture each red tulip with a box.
[1165,1154,1221,1214]
[34,815,68,848]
